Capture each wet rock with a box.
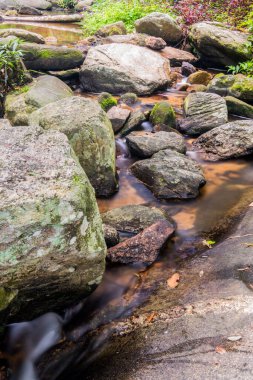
[5,75,72,126]
[182,61,196,76]
[153,124,181,134]
[107,106,131,133]
[96,21,127,37]
[178,92,228,136]
[150,101,176,129]
[187,70,212,86]
[131,149,206,199]
[79,43,170,95]
[120,110,146,137]
[98,92,117,111]
[193,120,253,161]
[29,96,117,197]
[0,28,45,43]
[160,47,197,66]
[126,131,186,158]
[19,5,42,14]
[225,96,253,119]
[0,0,52,10]
[101,33,166,50]
[102,204,174,234]
[120,92,139,105]
[135,12,183,45]
[0,125,106,322]
[22,42,85,71]
[107,220,175,265]
[103,224,119,248]
[189,22,251,67]
[208,74,253,102]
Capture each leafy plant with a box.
[0,38,25,94]
[228,61,253,77]
[82,0,175,36]
[57,0,77,9]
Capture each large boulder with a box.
[178,92,228,136]
[100,33,166,50]
[189,22,251,67]
[193,120,253,161]
[131,149,206,199]
[126,131,186,158]
[107,220,175,265]
[0,28,45,44]
[5,75,73,126]
[0,125,106,322]
[79,43,171,95]
[29,96,117,197]
[0,0,52,9]
[208,74,253,102]
[135,12,183,45]
[22,43,85,71]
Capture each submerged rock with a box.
[0,28,45,43]
[193,120,253,161]
[29,96,117,197]
[178,92,228,136]
[102,204,174,234]
[79,43,170,95]
[0,125,106,322]
[131,149,206,199]
[225,96,253,119]
[22,42,85,71]
[5,75,73,126]
[208,74,253,102]
[189,22,251,67]
[135,12,183,45]
[107,220,175,264]
[150,102,176,129]
[126,131,186,158]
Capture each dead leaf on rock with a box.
[167,273,180,289]
[215,345,226,354]
[227,336,242,342]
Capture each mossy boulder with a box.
[21,42,85,71]
[187,70,212,86]
[29,96,117,197]
[5,75,73,126]
[0,125,106,323]
[208,74,253,102]
[96,21,127,37]
[189,22,251,67]
[150,102,176,129]
[225,96,253,119]
[120,93,138,105]
[98,92,117,111]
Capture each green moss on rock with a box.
[98,92,117,111]
[150,101,176,128]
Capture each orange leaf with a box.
[215,346,226,354]
[167,273,180,289]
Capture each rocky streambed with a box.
[0,12,253,380]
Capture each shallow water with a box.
[2,22,253,380]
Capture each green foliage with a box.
[0,38,25,95]
[228,61,253,77]
[57,0,77,9]
[82,0,174,36]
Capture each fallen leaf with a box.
[215,345,226,354]
[227,336,242,342]
[237,267,250,271]
[243,243,253,247]
[146,312,156,324]
[202,239,216,249]
[167,273,180,288]
[199,270,204,278]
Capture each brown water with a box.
[2,23,253,380]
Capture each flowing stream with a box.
[1,21,253,380]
